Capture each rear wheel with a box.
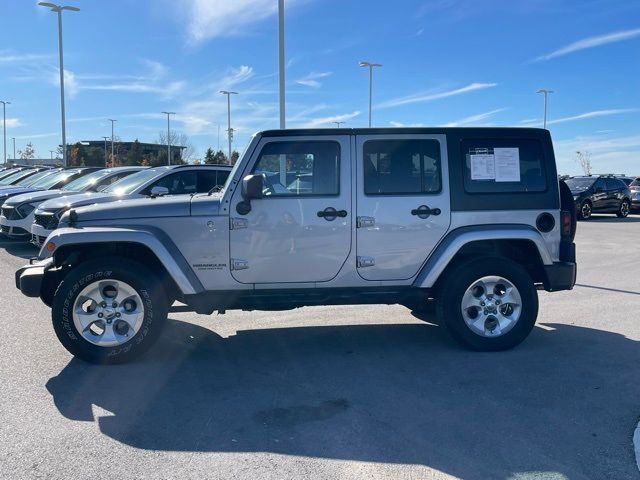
[51,257,168,364]
[435,257,538,351]
[617,199,630,218]
[578,201,592,220]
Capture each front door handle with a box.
[317,207,347,221]
[411,205,441,219]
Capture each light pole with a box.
[108,119,117,166]
[11,137,16,162]
[537,89,553,129]
[0,100,10,166]
[219,91,237,162]
[38,3,79,167]
[359,61,382,128]
[101,136,109,166]
[333,121,344,128]
[278,0,286,129]
[162,111,175,165]
[50,150,54,160]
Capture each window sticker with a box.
[470,154,495,180]
[494,148,520,182]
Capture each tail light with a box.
[561,210,572,237]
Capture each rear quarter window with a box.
[462,138,547,193]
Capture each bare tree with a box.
[575,151,593,175]
[157,131,195,163]
[18,142,36,160]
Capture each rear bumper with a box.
[15,258,53,298]
[543,262,577,292]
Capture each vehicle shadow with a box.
[0,238,38,259]
[46,319,640,480]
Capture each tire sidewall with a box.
[436,257,538,351]
[579,201,591,220]
[617,199,630,218]
[52,257,167,364]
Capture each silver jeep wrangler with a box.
[16,128,577,363]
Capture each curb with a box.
[634,421,640,473]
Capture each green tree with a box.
[125,139,143,166]
[204,147,215,164]
[85,147,105,167]
[213,150,227,164]
[230,150,240,165]
[69,142,86,166]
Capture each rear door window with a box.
[461,138,546,193]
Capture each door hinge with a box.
[230,217,248,230]
[357,256,375,268]
[230,258,249,271]
[356,216,375,228]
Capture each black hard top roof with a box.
[260,127,548,137]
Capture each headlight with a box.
[16,203,36,218]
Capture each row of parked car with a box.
[563,174,640,220]
[0,164,232,244]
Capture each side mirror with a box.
[149,186,169,197]
[237,174,264,215]
[241,174,264,200]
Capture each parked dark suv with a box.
[566,175,631,219]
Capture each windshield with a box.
[0,169,23,181]
[62,169,113,192]
[0,169,35,186]
[15,170,55,186]
[565,177,595,191]
[29,170,78,190]
[104,168,165,195]
[630,179,640,187]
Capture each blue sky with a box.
[0,0,639,174]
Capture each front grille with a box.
[31,234,47,247]
[1,206,17,220]
[34,213,59,230]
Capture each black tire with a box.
[435,257,538,351]
[51,257,169,364]
[578,200,592,220]
[616,199,630,218]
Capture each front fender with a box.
[39,226,203,295]
[413,225,554,288]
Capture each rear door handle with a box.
[317,207,347,221]
[411,205,441,219]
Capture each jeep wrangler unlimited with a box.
[15,128,577,363]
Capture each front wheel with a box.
[578,201,592,220]
[435,257,538,351]
[51,257,169,364]
[617,199,630,218]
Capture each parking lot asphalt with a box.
[1,216,639,480]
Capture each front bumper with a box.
[0,215,33,238]
[15,258,54,298]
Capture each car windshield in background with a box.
[565,177,595,191]
[0,170,33,185]
[28,171,76,190]
[14,170,53,186]
[104,168,163,195]
[630,179,640,187]
[62,170,113,192]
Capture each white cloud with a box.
[534,28,640,61]
[553,133,640,175]
[389,121,425,127]
[0,52,53,64]
[0,118,22,128]
[303,111,360,128]
[176,0,303,44]
[441,108,506,127]
[218,65,254,89]
[520,109,638,127]
[378,83,497,109]
[295,71,333,88]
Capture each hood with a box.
[190,192,224,216]
[3,189,71,207]
[0,187,43,203]
[69,195,194,224]
[36,191,117,213]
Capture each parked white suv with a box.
[16,128,577,363]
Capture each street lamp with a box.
[38,3,80,167]
[11,137,16,162]
[0,100,10,166]
[278,0,285,129]
[537,89,553,129]
[359,61,382,128]
[108,119,117,166]
[219,91,237,162]
[101,136,109,166]
[162,111,176,165]
[333,121,344,128]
